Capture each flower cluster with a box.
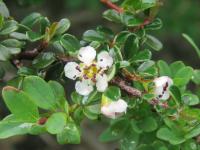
[64,46,113,96]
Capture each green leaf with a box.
[23,76,57,110]
[0,20,18,35]
[55,18,70,35]
[170,85,182,106]
[137,60,155,72]
[46,112,66,134]
[192,70,200,84]
[1,39,25,48]
[182,93,199,106]
[2,86,39,122]
[107,64,116,81]
[114,31,130,46]
[145,18,162,31]
[29,124,46,135]
[0,14,4,28]
[71,92,83,105]
[48,81,67,111]
[26,31,44,42]
[137,117,158,132]
[131,49,152,63]
[83,104,100,120]
[39,16,50,34]
[0,120,32,139]
[185,124,200,139]
[157,127,185,145]
[124,34,139,59]
[32,52,56,69]
[121,12,143,27]
[0,44,10,61]
[103,9,121,23]
[104,86,121,101]
[83,30,105,42]
[17,67,36,76]
[83,90,101,105]
[120,124,140,150]
[99,118,130,142]
[21,13,42,28]
[0,1,9,18]
[48,81,66,102]
[10,32,28,40]
[122,0,157,12]
[182,33,200,59]
[170,61,185,77]
[174,67,193,87]
[146,34,163,51]
[182,140,197,150]
[60,34,80,55]
[57,121,80,144]
[157,60,172,77]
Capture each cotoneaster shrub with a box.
[0,0,200,149]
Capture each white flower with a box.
[153,76,173,100]
[64,46,113,96]
[101,99,128,119]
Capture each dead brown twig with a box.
[111,76,142,97]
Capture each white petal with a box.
[101,99,128,119]
[64,62,82,80]
[97,51,113,69]
[101,106,115,119]
[153,76,173,100]
[75,80,94,96]
[113,99,128,113]
[96,74,108,92]
[78,46,96,65]
[160,92,170,100]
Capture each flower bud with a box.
[101,96,128,119]
[153,76,173,100]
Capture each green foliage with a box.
[0,0,199,149]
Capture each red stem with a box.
[100,0,124,13]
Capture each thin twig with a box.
[16,41,48,60]
[111,76,142,97]
[100,0,124,13]
[11,41,48,69]
[122,68,153,83]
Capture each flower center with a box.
[81,63,100,82]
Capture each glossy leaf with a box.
[23,76,57,110]
[2,86,39,122]
[46,112,66,134]
[57,121,80,144]
[32,52,56,69]
[60,34,80,55]
[146,34,163,51]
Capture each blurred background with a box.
[0,0,199,149]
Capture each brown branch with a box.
[16,41,48,60]
[11,41,48,69]
[100,0,124,13]
[122,68,153,83]
[111,76,142,97]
